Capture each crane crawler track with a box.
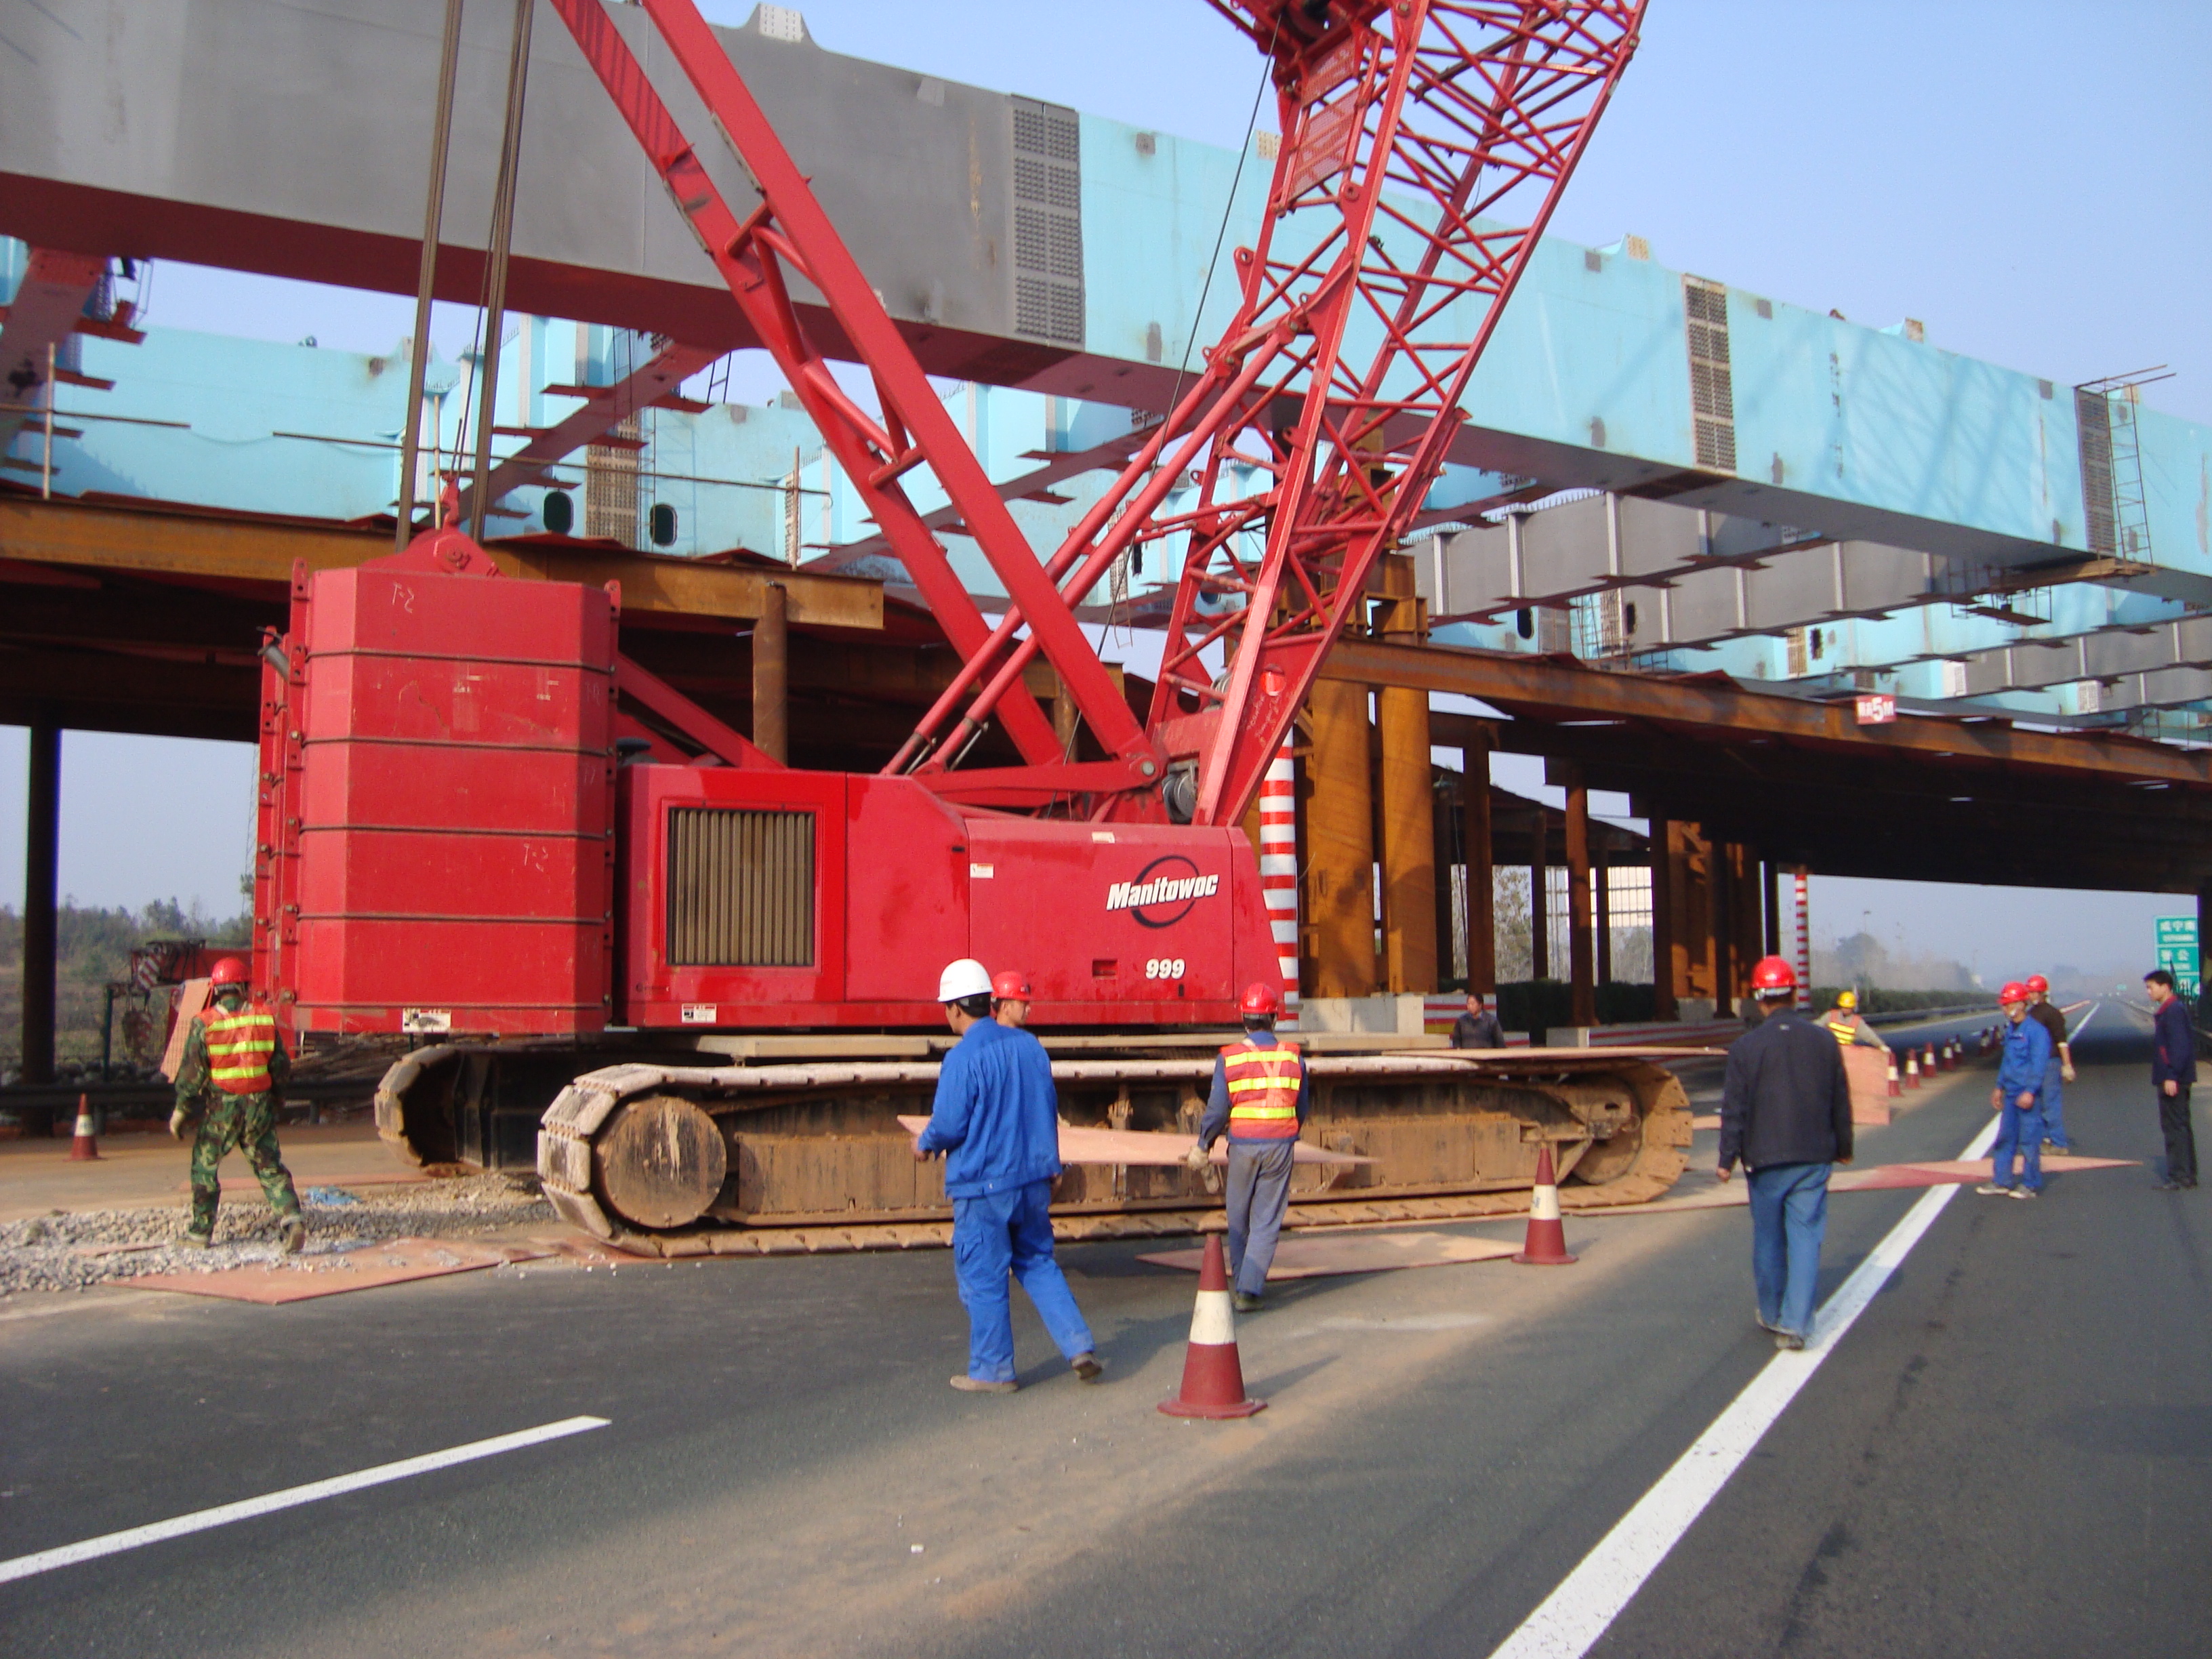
[520,1046,1702,1256]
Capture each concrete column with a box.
[1460,741,1495,996]
[1307,679,1376,998]
[21,716,60,1095]
[1377,685,1436,994]
[1595,846,1612,988]
[1563,767,1595,1027]
[1530,805,1550,981]
[1650,815,1677,1020]
[751,582,789,764]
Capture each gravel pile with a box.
[0,1173,556,1296]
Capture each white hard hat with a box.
[937,958,993,1002]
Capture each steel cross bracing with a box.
[890,0,1643,825]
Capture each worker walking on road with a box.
[2144,968,2198,1191]
[1716,956,1852,1351]
[1195,983,1309,1313]
[169,956,305,1252]
[1818,989,1891,1055]
[914,958,1103,1393]
[2024,975,2076,1153]
[1981,982,2052,1200]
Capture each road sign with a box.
[1854,694,1897,725]
[2156,917,2200,997]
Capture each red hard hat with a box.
[2024,974,2049,995]
[1999,981,2030,1006]
[990,969,1031,1001]
[209,956,249,988]
[1240,981,1284,1017]
[1749,955,1797,992]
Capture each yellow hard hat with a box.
[1835,989,1858,1010]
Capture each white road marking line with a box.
[1486,1115,2003,1659]
[2066,1002,2098,1041]
[0,1415,609,1584]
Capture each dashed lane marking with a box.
[1485,1113,2003,1659]
[0,1416,609,1584]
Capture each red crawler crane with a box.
[276,0,1682,1248]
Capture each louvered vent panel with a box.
[1010,97,1083,345]
[1683,278,1738,472]
[665,808,815,967]
[2075,388,2117,556]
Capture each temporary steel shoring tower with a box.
[548,0,1643,825]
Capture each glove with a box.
[169,1107,192,1141]
[1183,1141,1212,1173]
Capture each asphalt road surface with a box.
[4,1002,2205,1657]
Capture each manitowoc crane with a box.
[252,0,1690,1253]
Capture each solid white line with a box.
[1486,1115,2003,1659]
[2066,1002,2099,1042]
[0,1416,609,1584]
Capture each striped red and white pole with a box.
[1515,1144,1577,1265]
[1257,742,1300,1010]
[1158,1234,1265,1419]
[1793,869,1812,1011]
[68,1092,99,1162]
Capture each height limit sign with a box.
[2156,916,2200,998]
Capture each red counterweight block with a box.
[285,550,617,1037]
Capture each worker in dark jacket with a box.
[2024,974,2075,1153]
[1982,981,2052,1199]
[914,958,1103,1392]
[1717,955,1853,1350]
[1195,981,1310,1311]
[1450,991,1504,1049]
[2145,968,2198,1189]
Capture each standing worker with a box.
[169,956,306,1252]
[913,959,1103,1393]
[1980,982,2051,1200]
[1450,990,1504,1049]
[2144,968,2198,1191]
[1818,989,1891,1055]
[991,969,1032,1029]
[1193,982,1309,1313]
[1715,956,1852,1351]
[2024,975,2076,1153]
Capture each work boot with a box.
[1071,1353,1105,1383]
[1973,1183,2012,1197]
[279,1216,307,1255]
[181,1233,211,1251]
[1232,1290,1265,1313]
[1773,1332,1807,1352]
[949,1376,1019,1395]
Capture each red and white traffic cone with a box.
[1923,1044,1938,1076]
[1887,1055,1902,1097]
[1515,1145,1578,1265]
[68,1093,100,1162]
[1158,1235,1265,1420]
[1904,1052,1921,1090]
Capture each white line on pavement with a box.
[2067,1002,2099,1042]
[1486,1115,2004,1659]
[0,1415,609,1584]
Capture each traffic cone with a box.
[1158,1235,1265,1420]
[68,1093,100,1162]
[1887,1055,1902,1097]
[1515,1145,1578,1265]
[1905,1052,1921,1089]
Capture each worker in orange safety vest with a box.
[169,956,305,1252]
[1192,982,1309,1312]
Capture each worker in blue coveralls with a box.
[1191,981,1310,1314]
[913,958,1105,1394]
[1980,981,2053,1200]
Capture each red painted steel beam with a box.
[0,248,106,452]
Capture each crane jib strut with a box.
[545,0,1644,826]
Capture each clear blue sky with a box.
[2,0,2205,975]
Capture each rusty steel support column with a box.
[752,581,789,764]
[1563,766,1595,1028]
[1530,804,1551,982]
[1377,686,1436,994]
[1307,680,1377,998]
[21,716,60,1097]
[1595,844,1612,989]
[1461,739,1494,997]
[1650,816,1677,1021]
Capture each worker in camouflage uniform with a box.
[169,956,305,1252]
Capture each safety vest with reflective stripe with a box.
[203,1006,278,1095]
[1220,1039,1303,1140]
[1822,1014,1864,1049]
